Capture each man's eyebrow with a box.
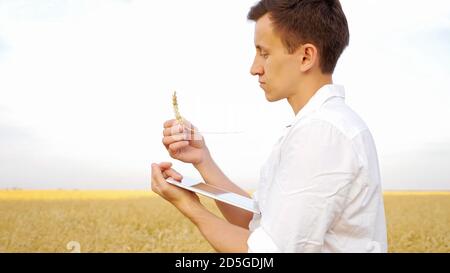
[256,44,269,51]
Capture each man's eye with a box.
[260,53,269,59]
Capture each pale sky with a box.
[0,0,449,190]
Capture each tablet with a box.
[166,176,260,214]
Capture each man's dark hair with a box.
[248,0,349,74]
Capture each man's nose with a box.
[250,60,264,76]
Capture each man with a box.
[151,0,387,253]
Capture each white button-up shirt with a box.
[247,84,388,253]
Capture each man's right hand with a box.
[162,119,210,166]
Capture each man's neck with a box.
[287,74,333,115]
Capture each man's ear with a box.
[297,43,318,72]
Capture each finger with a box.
[151,163,163,179]
[180,118,193,129]
[189,123,198,141]
[163,168,183,181]
[168,141,189,153]
[162,134,187,146]
[181,119,200,140]
[163,124,184,137]
[151,163,164,190]
[177,117,195,132]
[158,162,172,170]
[163,119,178,129]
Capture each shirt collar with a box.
[286,84,345,128]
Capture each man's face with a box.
[250,14,303,102]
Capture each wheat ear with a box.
[172,91,244,135]
[172,91,195,132]
[172,91,183,125]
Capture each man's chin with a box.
[264,92,282,102]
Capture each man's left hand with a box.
[151,162,200,208]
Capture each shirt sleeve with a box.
[247,226,281,253]
[255,120,362,252]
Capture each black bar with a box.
[0,253,447,272]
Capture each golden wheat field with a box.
[0,190,448,253]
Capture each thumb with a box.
[163,168,183,181]
[158,162,172,170]
[151,163,164,180]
